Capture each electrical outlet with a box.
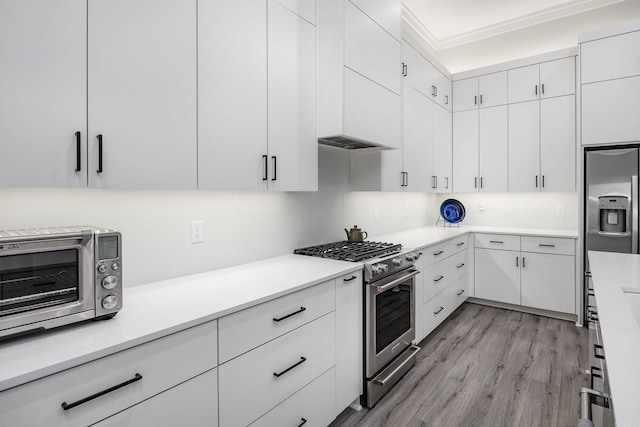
[191,220,204,243]
[404,205,410,218]
[479,203,486,215]
[556,206,565,217]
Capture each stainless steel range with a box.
[294,241,421,408]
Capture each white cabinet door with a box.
[433,104,452,193]
[521,252,575,314]
[508,100,540,192]
[344,1,401,95]
[452,77,478,112]
[582,76,640,145]
[350,0,401,40]
[198,0,267,191]
[402,41,433,98]
[335,272,362,415]
[541,95,576,192]
[540,57,575,98]
[88,0,197,189]
[478,71,508,108]
[452,110,478,193]
[434,68,452,111]
[403,85,434,192]
[93,369,218,427]
[474,248,520,305]
[508,64,539,104]
[478,106,508,192]
[268,0,317,191]
[581,30,640,84]
[0,0,87,188]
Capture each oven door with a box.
[365,268,418,377]
[0,233,95,337]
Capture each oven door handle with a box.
[375,269,419,293]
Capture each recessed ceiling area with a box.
[404,0,625,50]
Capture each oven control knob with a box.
[97,263,107,273]
[102,295,118,310]
[393,258,403,266]
[372,264,382,275]
[380,264,389,273]
[102,275,118,290]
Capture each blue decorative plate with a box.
[440,199,466,223]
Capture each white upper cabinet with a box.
[0,0,87,188]
[452,71,507,112]
[581,30,640,84]
[434,69,453,111]
[508,57,575,103]
[403,85,435,192]
[267,0,317,191]
[350,0,401,40]
[198,0,267,191]
[508,101,540,192]
[273,0,316,23]
[432,104,452,193]
[452,110,479,193]
[478,106,508,192]
[540,95,576,192]
[402,42,433,99]
[344,1,401,95]
[88,0,197,189]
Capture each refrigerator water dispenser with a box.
[599,196,628,234]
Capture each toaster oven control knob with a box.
[111,262,120,270]
[101,275,118,290]
[102,295,118,310]
[97,263,108,273]
[392,258,403,266]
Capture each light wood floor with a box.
[330,302,588,427]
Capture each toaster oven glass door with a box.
[0,249,79,317]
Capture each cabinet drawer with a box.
[521,236,575,255]
[475,233,520,251]
[423,257,455,303]
[93,369,218,427]
[250,367,335,427]
[421,240,451,267]
[219,313,336,427]
[449,234,469,254]
[0,322,217,427]
[423,287,455,338]
[218,280,335,363]
[451,250,469,282]
[452,275,469,307]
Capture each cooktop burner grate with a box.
[294,241,401,262]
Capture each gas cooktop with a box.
[294,241,402,262]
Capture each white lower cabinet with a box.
[218,313,336,427]
[250,368,336,427]
[92,369,218,427]
[474,234,576,315]
[0,322,218,427]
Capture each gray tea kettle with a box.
[345,225,368,242]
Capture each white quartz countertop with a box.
[587,251,640,427]
[373,225,577,250]
[0,254,360,392]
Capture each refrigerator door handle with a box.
[633,175,638,253]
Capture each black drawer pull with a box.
[434,275,444,282]
[75,131,81,172]
[433,250,444,256]
[96,134,103,173]
[594,344,605,360]
[61,373,142,411]
[457,289,465,296]
[271,156,277,181]
[591,366,602,389]
[273,307,306,322]
[298,418,308,427]
[434,306,444,315]
[343,275,358,282]
[539,244,556,248]
[274,357,306,378]
[489,240,503,244]
[456,242,465,246]
[456,263,465,268]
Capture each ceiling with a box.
[403,0,625,50]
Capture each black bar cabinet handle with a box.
[489,240,503,244]
[434,307,444,315]
[539,244,555,248]
[263,155,268,181]
[474,95,477,105]
[480,177,484,188]
[457,263,465,268]
[96,134,103,173]
[61,373,142,411]
[433,250,444,256]
[535,84,538,95]
[434,275,444,282]
[594,344,605,360]
[273,307,306,322]
[406,172,409,187]
[273,357,306,378]
[480,94,483,104]
[535,175,538,188]
[75,131,81,172]
[542,175,545,188]
[457,242,465,246]
[298,418,308,427]
[444,95,449,105]
[457,289,465,296]
[475,177,477,188]
[343,275,357,282]
[271,156,277,181]
[516,256,519,267]
[522,257,526,268]
[541,83,545,94]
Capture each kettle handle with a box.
[363,231,368,239]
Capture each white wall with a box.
[438,192,579,230]
[436,1,640,73]
[0,146,436,287]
